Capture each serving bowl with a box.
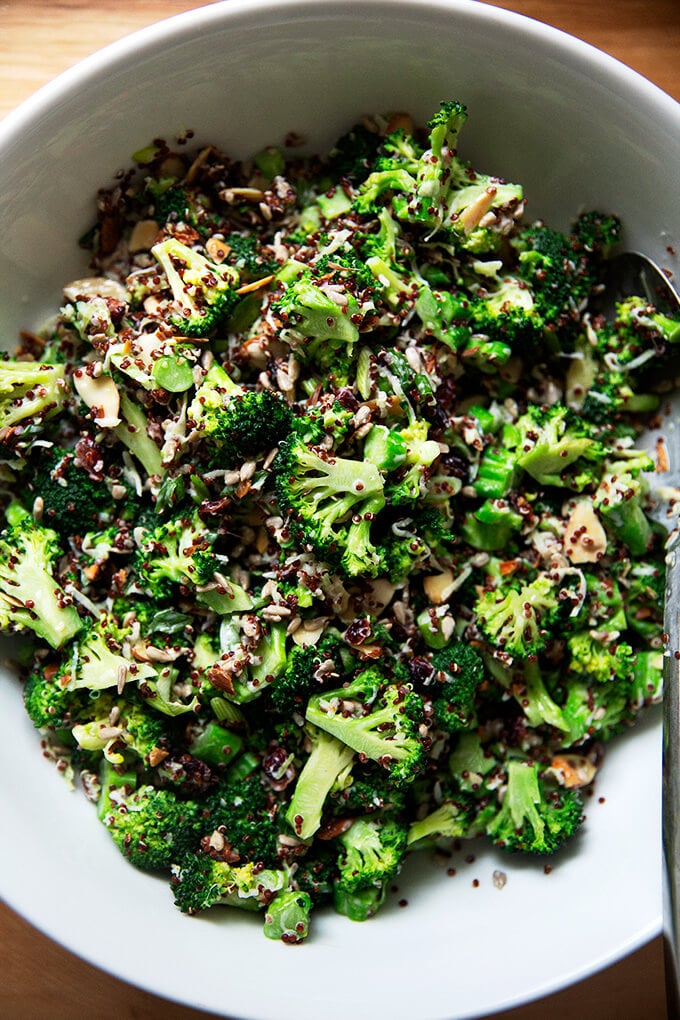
[0,2,678,1017]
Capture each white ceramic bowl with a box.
[1,2,678,1018]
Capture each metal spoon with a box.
[605,252,680,1016]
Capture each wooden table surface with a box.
[1,2,679,1018]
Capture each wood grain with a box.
[0,2,678,1019]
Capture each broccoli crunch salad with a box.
[3,100,680,943]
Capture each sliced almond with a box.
[460,187,497,234]
[205,236,231,263]
[72,369,121,427]
[219,186,266,204]
[63,277,128,303]
[291,617,327,647]
[563,500,607,564]
[128,219,160,253]
[423,568,456,605]
[546,753,597,788]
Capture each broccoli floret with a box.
[513,223,599,333]
[172,854,288,914]
[23,665,88,728]
[72,693,171,766]
[202,772,281,868]
[68,612,156,694]
[285,725,355,841]
[0,502,82,649]
[273,271,360,369]
[475,572,566,658]
[353,167,417,217]
[558,648,660,746]
[331,763,407,816]
[594,454,655,556]
[429,640,485,732]
[379,128,424,173]
[146,183,195,226]
[151,236,240,337]
[579,365,660,424]
[383,420,442,505]
[325,122,383,183]
[269,632,350,715]
[486,760,584,855]
[28,446,119,540]
[263,889,312,943]
[602,295,680,366]
[567,631,635,684]
[406,796,477,848]
[375,506,452,584]
[133,510,253,612]
[514,404,603,488]
[314,248,377,292]
[396,101,524,251]
[273,431,386,578]
[561,676,631,744]
[224,232,278,278]
[572,210,622,254]
[306,669,425,788]
[0,356,69,449]
[467,273,544,354]
[333,814,408,921]
[188,363,293,462]
[98,771,204,871]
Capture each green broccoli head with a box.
[72,693,171,766]
[133,512,219,598]
[206,389,293,464]
[514,403,604,489]
[202,772,281,868]
[273,271,360,370]
[172,854,288,914]
[393,101,524,251]
[486,760,584,855]
[306,669,426,788]
[0,357,70,453]
[28,446,121,540]
[567,631,635,684]
[98,776,204,871]
[269,632,350,716]
[475,572,566,658]
[273,431,386,578]
[0,503,83,649]
[430,640,485,732]
[23,664,88,728]
[333,814,408,921]
[151,236,240,337]
[514,223,597,331]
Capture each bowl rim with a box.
[0,1,676,1017]
[1,0,678,149]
